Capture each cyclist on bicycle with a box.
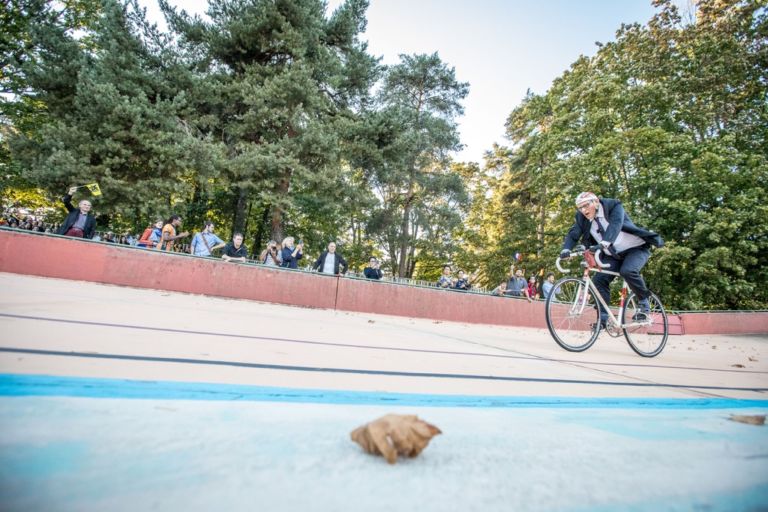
[559,192,664,327]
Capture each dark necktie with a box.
[594,219,611,255]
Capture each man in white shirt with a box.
[560,192,665,326]
[313,242,348,275]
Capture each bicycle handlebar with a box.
[594,248,604,268]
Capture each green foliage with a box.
[465,0,768,309]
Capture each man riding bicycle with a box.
[559,192,664,328]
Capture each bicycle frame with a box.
[556,250,648,331]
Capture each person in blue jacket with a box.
[280,236,304,269]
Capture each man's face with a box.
[577,199,598,221]
[515,269,523,278]
[370,258,376,267]
[173,218,182,227]
[206,224,214,233]
[548,275,555,283]
[328,242,336,253]
[443,267,451,275]
[78,200,91,213]
[233,235,243,247]
[458,271,466,279]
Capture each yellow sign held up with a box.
[85,183,102,196]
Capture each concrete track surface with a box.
[1,273,767,511]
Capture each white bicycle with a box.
[545,245,668,357]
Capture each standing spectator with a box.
[454,270,472,290]
[437,265,454,288]
[103,231,116,243]
[158,215,189,252]
[190,220,226,257]
[364,257,383,280]
[280,237,304,269]
[57,186,96,239]
[222,232,248,262]
[259,240,282,266]
[505,269,531,301]
[313,242,348,275]
[541,272,556,300]
[527,276,539,300]
[138,220,163,248]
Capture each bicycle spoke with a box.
[545,278,600,352]
[622,292,668,357]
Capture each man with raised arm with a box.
[560,192,664,326]
[58,186,96,239]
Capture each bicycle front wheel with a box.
[545,277,600,352]
[622,292,668,357]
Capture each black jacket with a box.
[57,194,96,239]
[313,251,348,274]
[563,198,664,251]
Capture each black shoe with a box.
[591,320,606,332]
[632,310,650,322]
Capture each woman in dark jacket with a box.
[280,236,304,269]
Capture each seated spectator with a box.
[527,276,539,300]
[158,215,189,251]
[491,282,507,296]
[57,186,96,239]
[280,237,304,269]
[437,265,454,288]
[138,220,163,248]
[504,269,531,302]
[259,240,282,266]
[190,220,226,257]
[364,257,383,280]
[313,242,348,275]
[542,272,555,300]
[222,232,248,262]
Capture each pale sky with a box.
[139,0,670,164]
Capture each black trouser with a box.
[593,247,651,320]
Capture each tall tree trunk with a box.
[232,186,248,237]
[270,169,292,243]
[252,204,270,256]
[397,178,415,277]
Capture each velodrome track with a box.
[1,272,767,511]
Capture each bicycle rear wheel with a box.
[545,277,600,352]
[622,292,668,357]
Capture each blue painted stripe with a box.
[1,373,767,409]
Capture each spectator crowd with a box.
[1,188,558,302]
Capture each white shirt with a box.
[590,205,645,255]
[322,253,336,274]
